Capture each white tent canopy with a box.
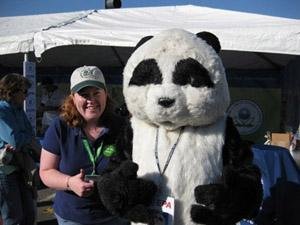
[0,10,94,55]
[0,5,299,69]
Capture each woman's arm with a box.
[39,149,70,190]
[39,148,94,197]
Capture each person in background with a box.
[38,77,66,134]
[39,66,129,225]
[0,73,41,225]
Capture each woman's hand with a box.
[4,144,15,152]
[0,144,15,165]
[68,169,95,197]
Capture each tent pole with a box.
[23,53,37,135]
[111,46,125,67]
[255,52,282,70]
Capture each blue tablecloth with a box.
[240,144,300,225]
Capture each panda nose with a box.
[158,97,175,108]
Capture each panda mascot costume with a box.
[97,29,262,225]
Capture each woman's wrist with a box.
[66,176,71,191]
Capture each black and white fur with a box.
[122,29,262,225]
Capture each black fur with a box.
[134,35,153,51]
[129,59,162,86]
[97,115,132,173]
[173,58,214,88]
[95,117,159,224]
[223,117,254,166]
[196,31,221,54]
[97,160,157,224]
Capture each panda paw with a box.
[194,184,225,207]
[191,184,230,225]
[191,204,227,225]
[97,160,157,223]
[191,165,263,225]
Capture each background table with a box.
[240,144,300,225]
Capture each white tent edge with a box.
[1,5,300,58]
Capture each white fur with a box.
[123,29,231,225]
[131,117,226,225]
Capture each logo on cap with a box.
[80,67,98,79]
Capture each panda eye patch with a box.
[129,59,162,86]
[173,58,214,88]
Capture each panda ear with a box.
[134,36,153,51]
[196,31,221,54]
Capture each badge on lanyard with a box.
[150,127,183,225]
[151,196,175,225]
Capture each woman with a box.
[0,73,41,225]
[39,66,129,225]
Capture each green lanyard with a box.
[82,139,103,175]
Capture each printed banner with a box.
[23,60,36,133]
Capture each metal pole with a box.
[23,53,37,135]
[24,53,29,62]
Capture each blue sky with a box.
[0,0,299,19]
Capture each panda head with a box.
[123,29,230,130]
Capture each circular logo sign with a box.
[227,100,263,135]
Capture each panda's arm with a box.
[97,117,157,224]
[191,116,263,224]
[222,116,263,219]
[101,116,133,173]
[118,118,133,160]
[222,116,253,167]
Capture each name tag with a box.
[152,196,175,225]
[84,174,101,181]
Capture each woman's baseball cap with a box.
[70,66,106,93]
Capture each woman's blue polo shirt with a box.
[42,117,120,224]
